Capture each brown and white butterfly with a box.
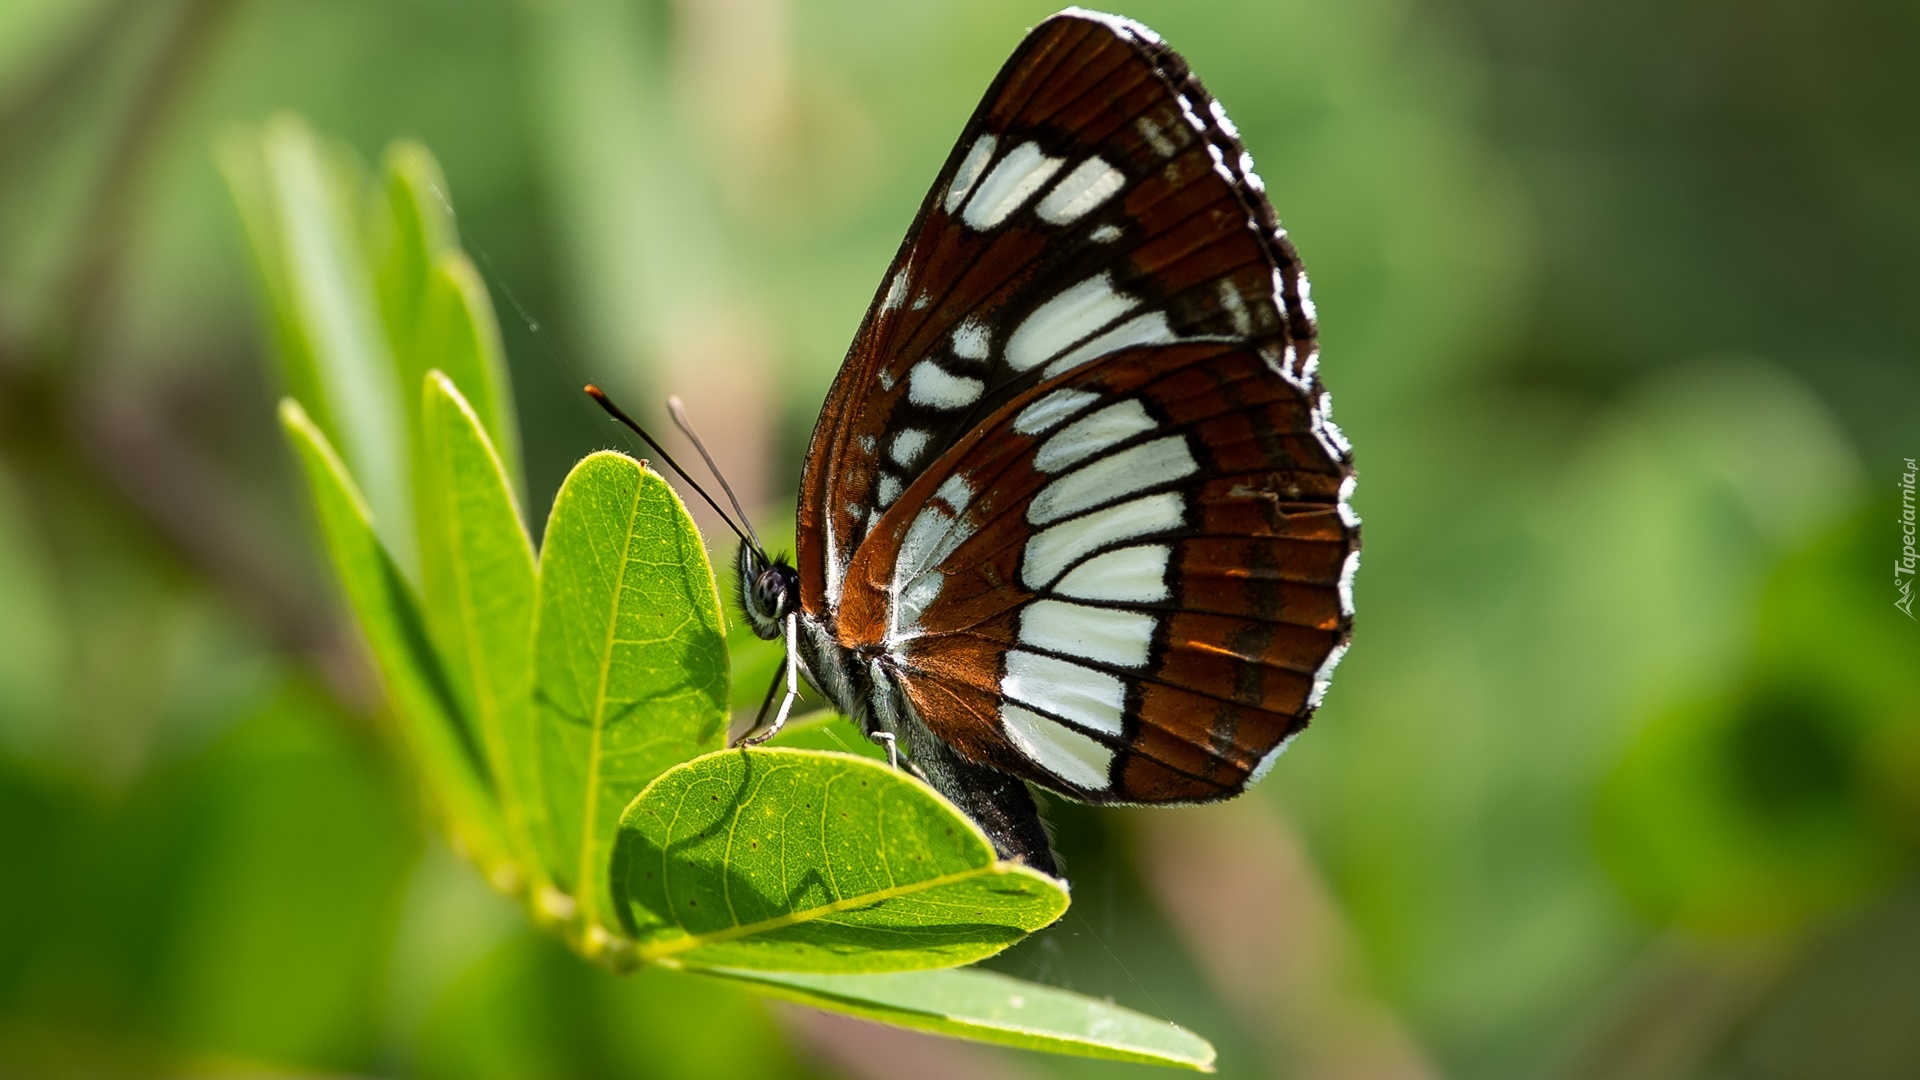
[643,7,1358,877]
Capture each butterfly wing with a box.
[838,338,1355,803]
[797,9,1357,805]
[796,8,1328,618]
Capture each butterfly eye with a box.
[755,567,796,619]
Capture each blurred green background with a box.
[1,0,1916,1077]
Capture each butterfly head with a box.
[737,543,800,641]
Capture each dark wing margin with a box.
[795,7,1332,623]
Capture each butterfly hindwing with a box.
[837,339,1355,804]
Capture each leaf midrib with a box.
[439,397,539,874]
[577,472,647,919]
[637,862,1020,962]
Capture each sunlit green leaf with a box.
[369,138,458,387]
[418,371,548,891]
[225,115,413,572]
[419,251,523,492]
[369,138,455,528]
[613,747,1068,973]
[220,129,317,436]
[278,398,515,888]
[369,142,526,540]
[699,966,1216,1071]
[531,451,730,950]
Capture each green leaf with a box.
[419,252,523,492]
[417,371,547,890]
[613,747,1069,973]
[368,143,523,495]
[368,139,453,525]
[369,139,458,376]
[224,115,413,571]
[277,398,515,888]
[220,129,319,438]
[696,966,1216,1072]
[531,450,730,949]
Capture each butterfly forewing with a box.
[798,9,1326,617]
[795,8,1356,808]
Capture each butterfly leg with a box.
[738,656,785,744]
[742,613,801,746]
[869,730,899,770]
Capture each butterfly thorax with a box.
[791,614,873,723]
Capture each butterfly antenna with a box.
[584,384,752,548]
[667,395,763,554]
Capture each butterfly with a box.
[599,7,1358,879]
